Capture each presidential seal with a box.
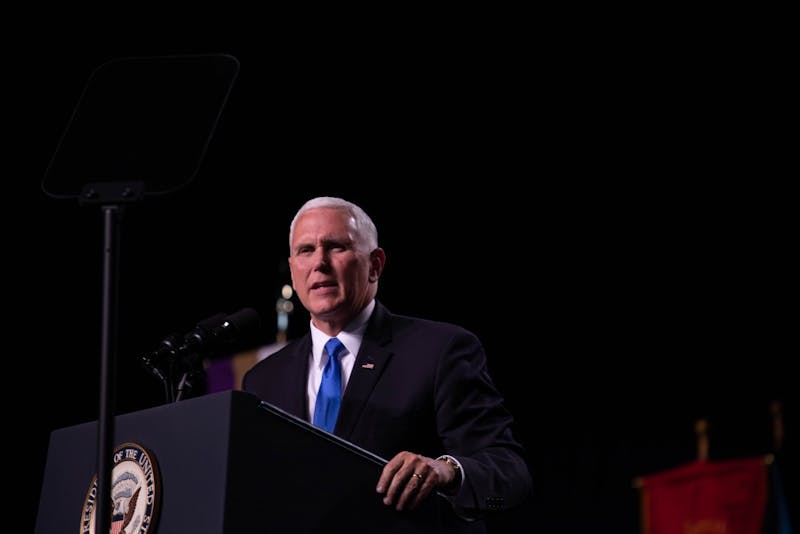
[79,442,161,534]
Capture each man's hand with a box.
[375,451,457,511]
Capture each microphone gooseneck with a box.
[140,307,263,402]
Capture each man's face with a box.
[289,207,374,328]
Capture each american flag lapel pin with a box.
[361,362,375,369]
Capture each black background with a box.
[13,18,795,533]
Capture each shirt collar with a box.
[309,299,375,366]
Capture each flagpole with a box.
[694,418,709,462]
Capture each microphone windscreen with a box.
[224,307,262,337]
[196,312,228,332]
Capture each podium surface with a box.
[36,390,449,533]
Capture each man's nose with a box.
[312,249,331,270]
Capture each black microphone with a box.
[140,332,183,381]
[178,312,228,358]
[177,307,263,364]
[141,308,263,384]
[210,307,263,347]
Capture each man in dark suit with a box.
[243,196,531,531]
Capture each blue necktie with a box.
[313,337,345,433]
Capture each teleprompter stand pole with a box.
[82,181,143,533]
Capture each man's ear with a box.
[369,248,386,282]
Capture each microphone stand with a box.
[174,373,191,402]
[174,350,206,402]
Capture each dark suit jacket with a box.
[243,301,532,531]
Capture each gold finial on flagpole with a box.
[770,400,784,454]
[695,418,709,462]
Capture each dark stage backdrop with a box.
[14,26,794,533]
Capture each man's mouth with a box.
[310,281,337,290]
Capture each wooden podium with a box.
[36,390,451,533]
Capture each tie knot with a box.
[325,337,345,360]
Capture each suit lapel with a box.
[284,334,312,420]
[335,302,393,439]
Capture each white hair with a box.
[289,196,378,254]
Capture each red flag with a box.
[640,457,767,534]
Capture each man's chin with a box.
[309,300,343,319]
